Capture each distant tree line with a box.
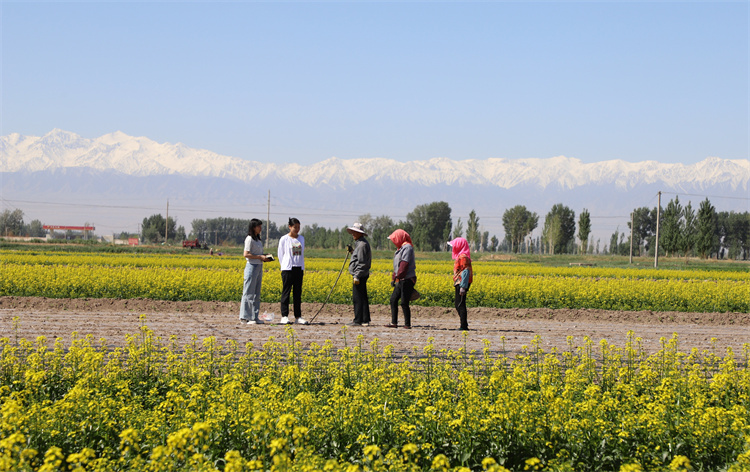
[608,196,750,260]
[188,218,284,246]
[137,216,283,246]
[4,194,748,259]
[0,209,91,240]
[134,197,748,260]
[500,204,590,255]
[0,209,45,238]
[304,201,454,251]
[138,214,185,244]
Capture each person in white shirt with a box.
[277,217,308,325]
[240,219,271,325]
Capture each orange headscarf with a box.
[388,229,413,249]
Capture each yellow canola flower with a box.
[2,251,748,311]
[1,327,750,471]
[5,250,748,281]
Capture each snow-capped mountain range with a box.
[1,129,748,240]
[3,129,748,191]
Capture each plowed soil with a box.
[2,297,749,356]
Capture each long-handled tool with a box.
[309,246,352,324]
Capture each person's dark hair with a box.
[248,219,263,241]
[288,217,300,227]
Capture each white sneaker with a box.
[295,317,309,325]
[245,320,257,325]
[279,316,290,325]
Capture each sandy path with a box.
[2,297,749,357]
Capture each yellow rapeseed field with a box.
[2,249,750,470]
[1,327,749,471]
[1,250,747,312]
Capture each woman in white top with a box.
[240,219,271,324]
[277,217,308,324]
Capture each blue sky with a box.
[3,1,748,165]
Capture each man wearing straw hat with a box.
[347,222,372,326]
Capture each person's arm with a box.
[350,243,360,278]
[456,256,470,292]
[394,246,414,281]
[459,268,470,291]
[299,235,305,271]
[243,237,262,261]
[243,250,266,262]
[363,242,372,272]
[277,237,286,268]
[351,241,371,281]
[394,260,409,280]
[394,247,411,280]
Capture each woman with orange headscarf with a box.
[387,229,417,329]
[448,237,473,331]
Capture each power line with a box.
[2,198,270,213]
[660,191,750,201]
[5,191,746,241]
[2,198,163,212]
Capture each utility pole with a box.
[165,199,169,244]
[654,191,661,268]
[629,212,634,264]
[266,190,270,246]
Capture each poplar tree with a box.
[502,205,538,253]
[543,214,563,254]
[466,210,480,251]
[544,204,576,254]
[406,201,452,251]
[577,209,591,255]
[0,209,25,237]
[660,196,682,257]
[141,214,177,243]
[696,198,716,258]
[453,218,464,238]
[630,207,657,256]
[609,229,620,255]
[490,235,499,252]
[681,201,697,262]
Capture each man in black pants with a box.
[346,223,371,326]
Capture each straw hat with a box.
[346,222,368,236]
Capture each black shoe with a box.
[347,322,362,326]
[401,325,412,329]
[386,323,398,328]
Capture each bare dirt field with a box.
[1,297,749,357]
